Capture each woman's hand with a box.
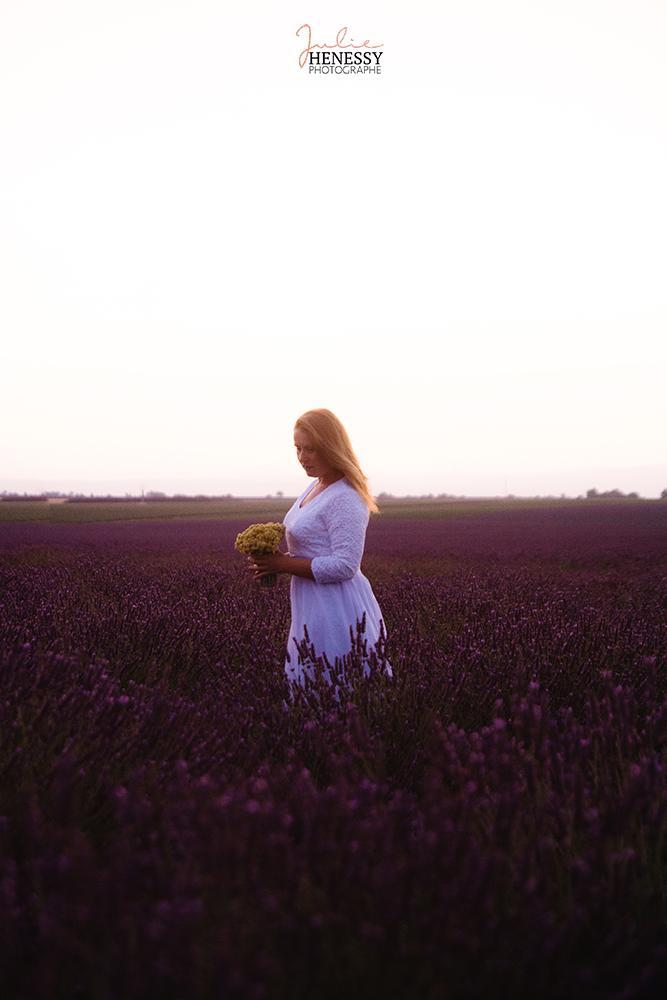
[248,552,288,581]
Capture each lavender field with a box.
[1,500,666,999]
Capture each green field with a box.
[0,496,653,523]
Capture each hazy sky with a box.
[1,1,665,497]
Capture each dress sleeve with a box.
[310,489,370,584]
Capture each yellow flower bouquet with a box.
[234,521,286,588]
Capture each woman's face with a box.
[294,428,333,479]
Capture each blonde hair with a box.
[294,408,380,514]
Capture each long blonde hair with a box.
[294,408,380,514]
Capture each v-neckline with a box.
[298,477,344,510]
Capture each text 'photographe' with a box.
[296,24,384,76]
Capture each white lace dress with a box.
[282,476,392,691]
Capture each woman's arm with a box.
[310,491,369,584]
[248,552,315,581]
[247,491,368,584]
[278,554,314,580]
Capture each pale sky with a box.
[1,1,665,498]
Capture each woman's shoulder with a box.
[338,477,358,496]
[325,478,369,513]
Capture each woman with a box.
[248,408,392,695]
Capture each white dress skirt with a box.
[282,476,393,696]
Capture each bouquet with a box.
[234,522,286,588]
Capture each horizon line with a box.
[1,489,663,502]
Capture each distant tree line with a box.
[585,488,643,499]
[0,491,236,502]
[2,488,666,502]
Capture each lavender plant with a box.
[0,501,665,998]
